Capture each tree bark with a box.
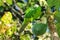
[47,15,60,40]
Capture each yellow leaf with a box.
[1,12,12,24]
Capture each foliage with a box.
[0,0,4,6]
[24,6,41,22]
[54,11,60,23]
[32,23,47,36]
[0,0,60,40]
[56,23,60,37]
[20,34,30,40]
[47,0,60,10]
[1,12,12,24]
[6,0,12,5]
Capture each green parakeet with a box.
[19,6,41,33]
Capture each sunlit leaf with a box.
[17,2,24,8]
[20,34,30,40]
[26,23,32,29]
[6,0,12,5]
[6,28,13,36]
[1,12,12,24]
[0,24,9,34]
[0,0,4,6]
[11,22,17,32]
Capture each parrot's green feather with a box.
[19,6,41,33]
[24,6,41,22]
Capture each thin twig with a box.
[13,0,24,15]
[39,0,59,40]
[3,1,24,22]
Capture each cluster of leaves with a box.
[0,0,60,40]
[0,12,17,40]
[47,0,60,37]
[0,0,12,12]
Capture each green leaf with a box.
[32,23,47,36]
[0,6,4,12]
[6,0,12,5]
[54,11,60,23]
[6,21,17,36]
[56,23,60,37]
[6,28,13,36]
[47,0,60,10]
[0,0,4,6]
[11,22,17,32]
[26,23,32,29]
[20,34,30,40]
[17,2,24,8]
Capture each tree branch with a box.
[13,0,24,15]
[3,1,24,23]
[39,0,60,40]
